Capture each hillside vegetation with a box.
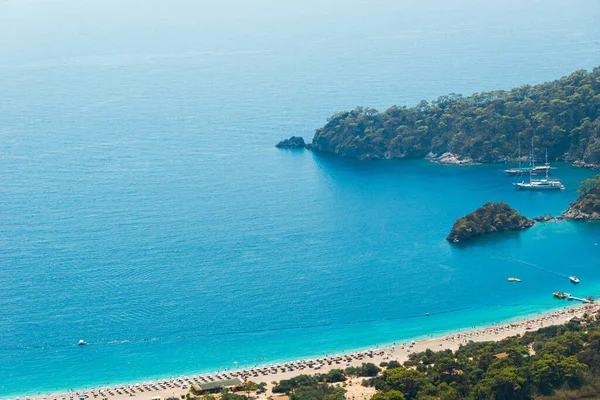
[365,314,600,400]
[309,67,600,164]
[256,314,600,400]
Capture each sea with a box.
[1,0,600,397]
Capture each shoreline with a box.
[299,147,600,170]
[12,302,598,400]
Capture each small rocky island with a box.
[275,136,306,149]
[563,176,600,220]
[447,202,534,243]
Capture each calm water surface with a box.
[1,0,600,396]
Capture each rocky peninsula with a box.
[447,202,534,243]
[563,176,600,220]
[278,67,600,169]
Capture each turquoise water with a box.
[1,0,600,397]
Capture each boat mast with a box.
[529,138,534,183]
[517,137,521,170]
[545,149,549,180]
[531,139,535,169]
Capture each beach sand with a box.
[24,303,597,400]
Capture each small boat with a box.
[570,276,580,284]
[533,165,551,173]
[553,292,566,299]
[508,277,521,282]
[503,138,532,176]
[504,167,533,176]
[78,340,87,346]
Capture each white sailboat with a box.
[515,142,564,190]
[503,137,533,175]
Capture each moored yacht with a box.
[516,178,564,190]
[533,164,551,173]
[504,167,533,176]
[503,138,531,175]
[516,145,564,190]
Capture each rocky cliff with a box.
[563,178,600,220]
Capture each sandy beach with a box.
[21,303,597,400]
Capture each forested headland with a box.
[306,67,600,165]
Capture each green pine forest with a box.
[309,67,600,164]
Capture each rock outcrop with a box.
[573,160,600,170]
[533,215,557,222]
[447,202,534,243]
[427,152,478,166]
[275,136,306,149]
[563,179,600,220]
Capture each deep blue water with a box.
[1,0,600,397]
